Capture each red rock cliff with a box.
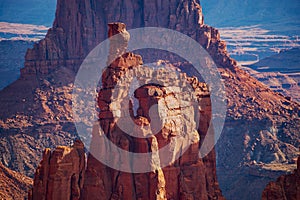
[22,0,232,78]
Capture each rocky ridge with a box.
[0,0,299,199]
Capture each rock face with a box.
[29,140,85,200]
[0,161,32,200]
[0,0,299,200]
[21,0,218,79]
[29,22,224,200]
[262,156,300,200]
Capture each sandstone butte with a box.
[0,0,299,200]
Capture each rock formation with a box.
[262,156,300,200]
[0,0,299,200]
[21,0,211,79]
[29,140,85,200]
[29,22,224,200]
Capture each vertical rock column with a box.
[107,22,130,66]
[29,140,86,200]
[83,22,167,200]
[86,22,224,200]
